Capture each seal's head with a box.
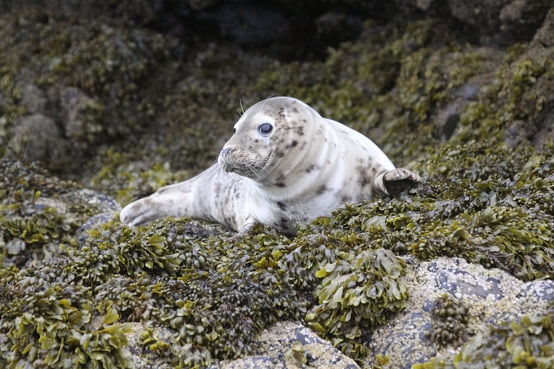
[218,97,318,185]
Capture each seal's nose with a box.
[221,147,233,157]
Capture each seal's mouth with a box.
[218,150,273,181]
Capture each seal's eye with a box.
[258,123,273,135]
[233,128,237,134]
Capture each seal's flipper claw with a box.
[382,168,421,196]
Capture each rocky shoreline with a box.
[1,1,553,368]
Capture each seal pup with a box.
[120,97,420,236]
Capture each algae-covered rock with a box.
[210,321,361,369]
[1,1,554,369]
[366,257,554,368]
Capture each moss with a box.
[0,205,412,367]
[89,147,191,205]
[0,189,79,267]
[456,48,553,146]
[308,141,554,281]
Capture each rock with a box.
[532,7,554,47]
[8,114,70,171]
[504,120,537,147]
[210,322,361,369]
[60,86,105,144]
[123,321,360,369]
[363,257,554,368]
[21,84,48,114]
[412,0,551,45]
[119,256,553,369]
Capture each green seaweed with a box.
[307,248,408,357]
[414,312,554,369]
[0,265,132,369]
[1,6,554,369]
[425,293,471,348]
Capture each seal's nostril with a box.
[221,147,233,156]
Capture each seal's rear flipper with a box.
[120,180,196,226]
[382,168,421,196]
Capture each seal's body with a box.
[120,97,420,235]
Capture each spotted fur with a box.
[120,97,420,235]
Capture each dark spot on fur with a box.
[277,151,285,158]
[297,126,304,135]
[356,165,370,187]
[341,195,351,202]
[306,164,321,173]
[224,216,233,227]
[316,185,327,195]
[359,176,370,187]
[276,182,286,188]
[292,107,299,113]
[291,140,298,147]
[299,141,307,151]
[277,201,286,210]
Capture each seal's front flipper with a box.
[382,168,421,196]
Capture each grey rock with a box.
[124,321,359,369]
[21,84,48,114]
[60,86,104,144]
[363,256,553,368]
[517,280,554,303]
[8,113,70,171]
[211,321,360,369]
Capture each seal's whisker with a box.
[249,164,264,180]
[258,94,275,115]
